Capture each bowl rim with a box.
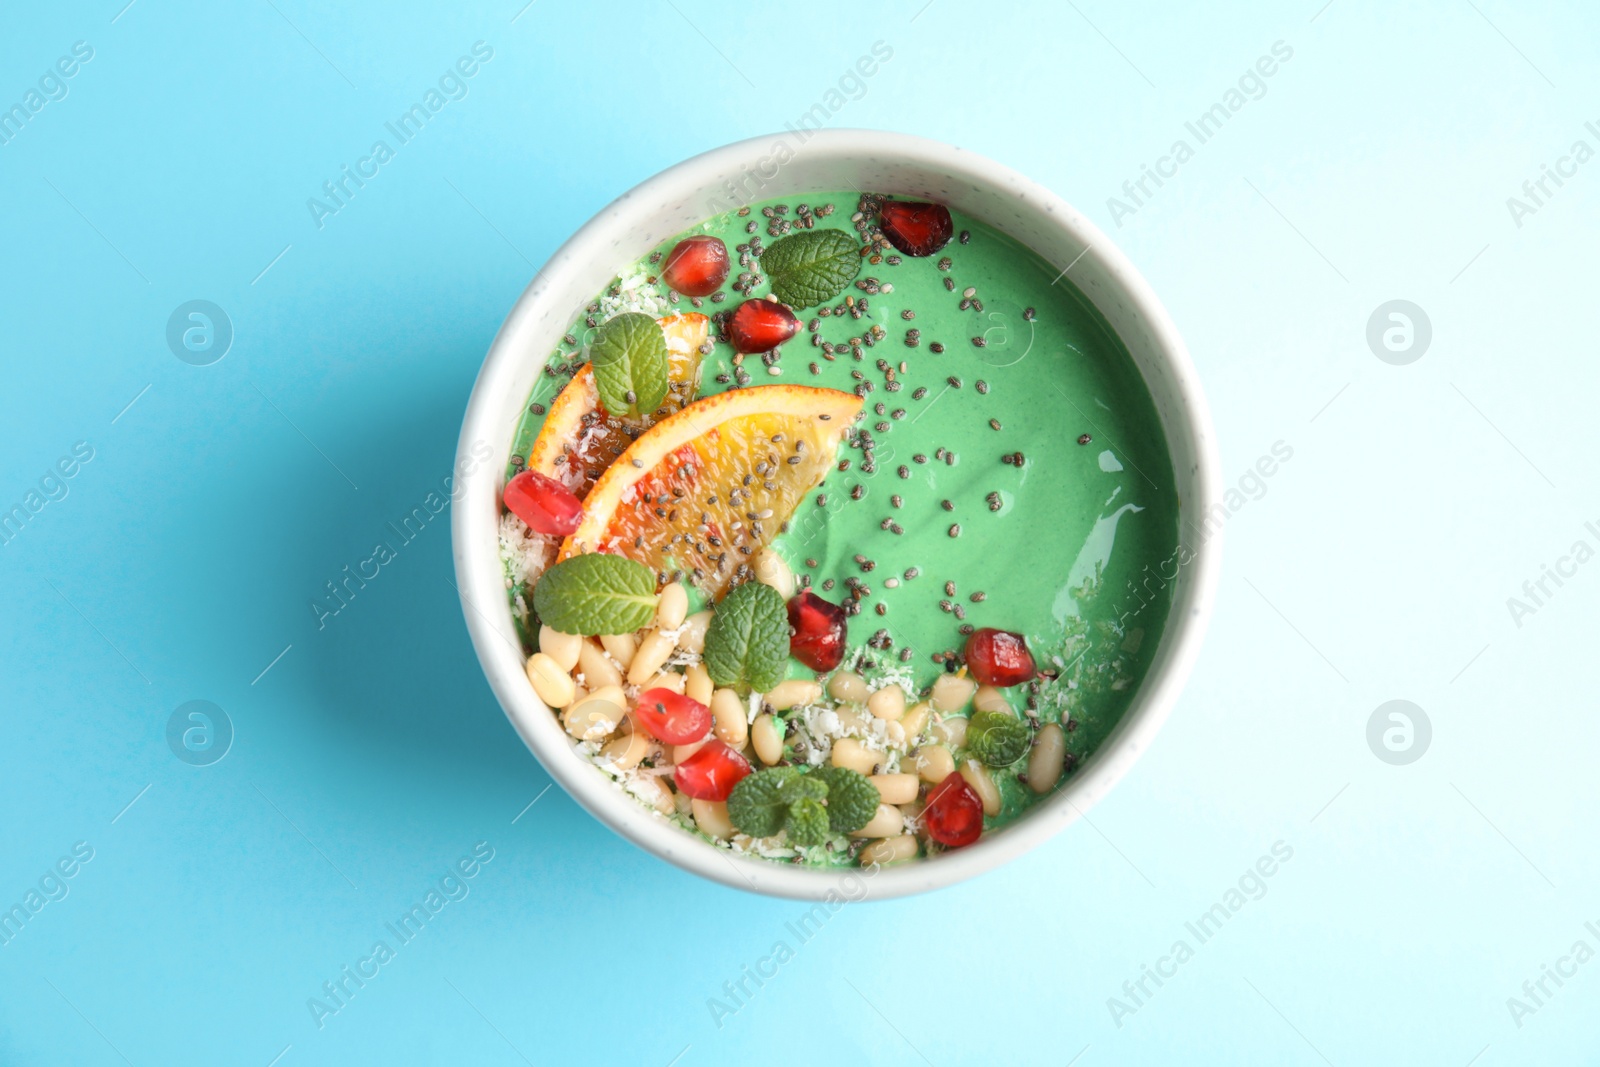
[452,129,1222,901]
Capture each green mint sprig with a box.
[726,765,881,845]
[703,580,789,692]
[531,553,658,636]
[966,710,1032,768]
[588,312,669,417]
[760,229,861,308]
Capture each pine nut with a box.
[900,701,931,741]
[973,685,1010,714]
[600,633,637,671]
[677,610,712,654]
[960,758,1002,816]
[563,689,626,741]
[685,662,714,705]
[673,738,709,764]
[565,684,588,710]
[710,688,748,747]
[831,738,880,776]
[766,679,822,711]
[886,721,906,747]
[752,546,796,597]
[627,628,677,686]
[692,798,735,840]
[577,640,622,689]
[634,774,675,815]
[859,834,917,867]
[539,626,582,672]
[752,713,784,765]
[656,582,689,629]
[673,788,693,816]
[835,707,869,733]
[641,671,686,695]
[525,653,575,709]
[929,673,976,712]
[600,725,650,770]
[913,745,955,783]
[850,803,904,838]
[1028,724,1066,794]
[930,715,968,748]
[867,684,906,720]
[869,773,920,805]
[827,670,870,704]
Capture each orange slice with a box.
[559,385,863,599]
[526,312,708,500]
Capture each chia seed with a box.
[948,523,961,537]
[989,418,1002,431]
[929,342,945,354]
[1023,307,1036,321]
[912,387,929,400]
[971,337,986,348]
[529,402,546,415]
[904,567,920,580]
[959,230,971,244]
[897,465,909,478]
[1078,433,1092,445]
[975,380,989,394]
[940,500,954,512]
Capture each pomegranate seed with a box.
[661,235,730,297]
[634,689,711,745]
[674,739,751,801]
[787,591,847,672]
[923,772,984,847]
[964,627,1036,687]
[727,299,800,354]
[878,199,954,257]
[503,470,583,536]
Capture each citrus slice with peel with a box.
[558,385,863,600]
[526,313,708,500]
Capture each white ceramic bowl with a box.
[452,130,1221,900]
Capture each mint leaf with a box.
[531,553,658,636]
[967,710,1031,767]
[812,766,880,833]
[786,796,830,846]
[588,312,669,416]
[762,229,861,309]
[703,580,789,692]
[727,766,803,837]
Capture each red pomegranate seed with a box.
[787,591,847,672]
[661,235,730,297]
[726,299,800,353]
[878,199,953,257]
[964,627,1036,687]
[502,470,583,536]
[674,739,751,801]
[923,772,984,847]
[634,689,711,745]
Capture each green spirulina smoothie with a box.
[506,191,1179,852]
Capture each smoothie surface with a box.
[504,191,1180,846]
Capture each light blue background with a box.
[2,0,1595,1063]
